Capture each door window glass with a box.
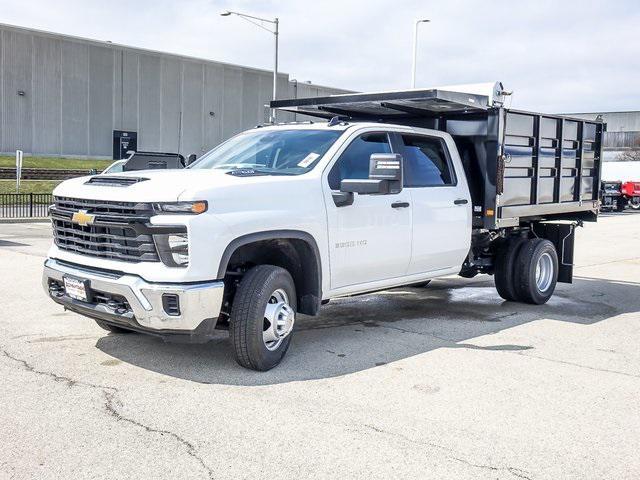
[328,133,392,190]
[401,135,454,187]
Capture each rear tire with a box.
[229,265,297,371]
[513,238,558,305]
[94,320,134,334]
[494,237,527,302]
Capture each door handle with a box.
[391,201,410,209]
[454,199,468,205]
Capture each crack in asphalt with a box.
[377,324,454,342]
[0,459,17,480]
[362,424,532,479]
[375,324,533,352]
[102,390,215,479]
[0,348,215,479]
[513,351,640,379]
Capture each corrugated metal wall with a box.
[0,24,349,158]
[604,131,640,149]
[565,111,640,132]
[563,111,640,153]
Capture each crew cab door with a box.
[323,131,412,289]
[399,132,471,274]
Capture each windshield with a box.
[189,129,342,175]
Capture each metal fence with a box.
[0,193,52,218]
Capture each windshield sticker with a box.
[297,152,320,168]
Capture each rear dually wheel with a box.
[494,237,527,302]
[513,238,559,305]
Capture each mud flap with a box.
[533,223,576,283]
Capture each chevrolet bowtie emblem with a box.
[71,209,96,227]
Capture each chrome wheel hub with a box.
[262,288,295,351]
[535,252,554,293]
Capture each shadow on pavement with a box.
[0,239,30,247]
[96,275,640,386]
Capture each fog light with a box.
[167,234,189,266]
[155,233,190,267]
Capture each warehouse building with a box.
[562,111,640,161]
[0,23,348,159]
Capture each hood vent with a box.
[85,176,149,187]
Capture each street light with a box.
[411,19,430,88]
[221,10,280,122]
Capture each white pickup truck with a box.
[43,84,604,370]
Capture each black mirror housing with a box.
[340,179,391,195]
[331,190,354,207]
[187,153,197,166]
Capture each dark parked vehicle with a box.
[601,180,640,211]
[122,151,187,172]
[601,181,624,211]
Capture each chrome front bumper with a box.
[42,258,224,334]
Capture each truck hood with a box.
[52,169,291,202]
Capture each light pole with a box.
[221,10,279,122]
[411,19,430,88]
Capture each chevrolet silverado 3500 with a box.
[43,83,604,370]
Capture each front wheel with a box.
[229,265,297,371]
[629,200,640,210]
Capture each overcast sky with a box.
[1,0,638,113]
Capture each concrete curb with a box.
[0,218,50,224]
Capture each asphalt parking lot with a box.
[1,213,639,480]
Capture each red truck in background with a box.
[621,181,640,210]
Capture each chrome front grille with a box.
[51,196,160,263]
[54,196,152,217]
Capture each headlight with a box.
[153,201,207,214]
[155,233,189,267]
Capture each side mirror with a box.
[186,153,197,166]
[340,153,403,195]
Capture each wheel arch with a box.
[218,230,323,316]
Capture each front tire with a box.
[229,265,297,371]
[514,239,558,305]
